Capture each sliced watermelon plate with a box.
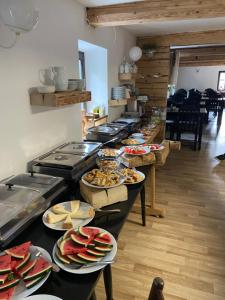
[0,256,11,274]
[96,233,112,243]
[0,287,16,300]
[24,257,52,281]
[5,242,31,259]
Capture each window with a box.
[217,71,225,91]
[78,51,85,80]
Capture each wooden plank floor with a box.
[96,115,225,300]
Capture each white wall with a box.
[177,66,225,91]
[0,0,135,179]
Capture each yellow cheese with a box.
[62,214,73,229]
[47,212,68,224]
[52,204,70,215]
[79,181,108,208]
[107,185,128,204]
[70,200,80,214]
[70,207,95,219]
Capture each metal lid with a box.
[0,184,45,244]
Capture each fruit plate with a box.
[42,202,94,231]
[121,146,151,156]
[148,144,164,151]
[52,227,117,274]
[0,246,52,300]
[81,173,125,189]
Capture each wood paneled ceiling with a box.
[86,0,225,27]
[178,46,225,67]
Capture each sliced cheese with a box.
[47,212,68,224]
[52,204,70,215]
[62,214,73,229]
[70,200,80,214]
[70,207,95,219]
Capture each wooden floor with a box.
[96,114,225,300]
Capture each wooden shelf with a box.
[30,90,91,107]
[118,73,142,81]
[109,99,128,106]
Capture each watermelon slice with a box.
[87,249,105,257]
[71,234,93,246]
[5,242,31,259]
[0,274,8,285]
[95,246,112,252]
[17,260,37,278]
[63,229,77,240]
[24,257,51,281]
[0,256,11,274]
[97,232,112,243]
[0,287,15,300]
[25,275,45,289]
[67,254,87,264]
[0,277,20,291]
[59,238,87,256]
[77,253,100,262]
[12,252,31,271]
[78,227,100,239]
[94,237,112,247]
[55,249,71,265]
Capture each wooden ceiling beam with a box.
[179,46,225,57]
[87,0,225,27]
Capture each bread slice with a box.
[70,200,80,214]
[62,214,73,229]
[70,207,95,219]
[52,204,70,215]
[47,212,68,224]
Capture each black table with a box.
[8,169,147,300]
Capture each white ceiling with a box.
[77,0,225,36]
[124,17,225,36]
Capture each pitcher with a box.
[39,68,55,86]
[52,66,68,91]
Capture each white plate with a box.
[81,173,125,189]
[123,170,145,185]
[148,144,164,151]
[130,133,144,139]
[42,201,94,231]
[121,146,151,156]
[2,246,52,300]
[53,227,117,274]
[121,138,146,146]
[23,295,62,300]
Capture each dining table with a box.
[5,167,148,300]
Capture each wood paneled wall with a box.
[136,29,225,112]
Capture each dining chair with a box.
[148,277,165,300]
[176,108,201,151]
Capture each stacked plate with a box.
[111,86,126,100]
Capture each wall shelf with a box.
[109,99,128,106]
[118,73,142,81]
[30,90,91,107]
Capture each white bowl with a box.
[37,86,55,93]
[131,133,144,138]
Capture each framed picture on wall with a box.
[217,71,225,91]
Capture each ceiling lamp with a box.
[129,46,143,62]
[0,0,39,48]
